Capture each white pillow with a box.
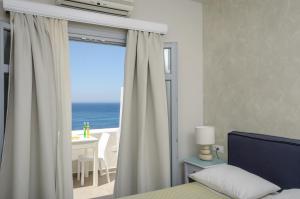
[189,164,280,199]
[263,189,300,199]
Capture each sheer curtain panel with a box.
[114,30,171,198]
[0,13,73,199]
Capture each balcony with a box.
[72,128,119,199]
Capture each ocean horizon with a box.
[72,102,120,130]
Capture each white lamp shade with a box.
[195,126,215,145]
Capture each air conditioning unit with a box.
[56,0,134,16]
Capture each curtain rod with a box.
[3,0,168,34]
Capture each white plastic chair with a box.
[77,133,111,186]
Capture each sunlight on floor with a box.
[73,173,115,199]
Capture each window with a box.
[4,73,8,126]
[4,29,10,65]
[70,40,125,130]
[164,43,178,186]
[0,23,10,162]
[69,28,126,198]
[164,48,171,74]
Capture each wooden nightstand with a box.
[183,156,226,183]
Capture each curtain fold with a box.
[114,30,170,198]
[0,13,73,199]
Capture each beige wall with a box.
[203,0,300,159]
[1,0,204,183]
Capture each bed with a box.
[120,182,229,199]
[228,131,300,189]
[120,131,300,199]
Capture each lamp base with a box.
[198,145,213,161]
[198,154,213,161]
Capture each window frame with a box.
[68,24,127,46]
[0,21,10,162]
[164,42,179,186]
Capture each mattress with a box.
[119,182,230,199]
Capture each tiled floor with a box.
[73,172,116,199]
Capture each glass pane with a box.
[165,80,172,182]
[4,29,11,65]
[1,73,9,163]
[164,48,171,74]
[70,40,125,131]
[165,80,172,148]
[4,73,8,127]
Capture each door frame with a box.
[164,42,179,186]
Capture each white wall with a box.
[1,0,204,184]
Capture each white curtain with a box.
[114,30,170,198]
[0,13,73,199]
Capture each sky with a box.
[70,40,125,103]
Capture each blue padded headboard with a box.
[228,131,300,189]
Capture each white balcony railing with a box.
[72,127,120,136]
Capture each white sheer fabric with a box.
[114,30,170,198]
[0,13,73,199]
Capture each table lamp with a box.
[195,126,215,161]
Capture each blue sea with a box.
[72,103,120,130]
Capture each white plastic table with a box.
[72,136,99,187]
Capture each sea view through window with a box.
[70,40,125,131]
[72,102,120,130]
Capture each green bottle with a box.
[83,122,87,138]
[87,122,90,138]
